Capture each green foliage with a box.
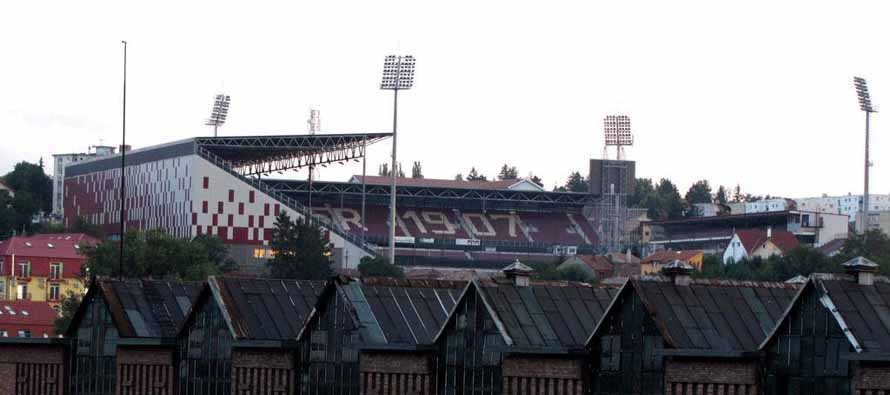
[652,178,685,220]
[454,173,463,181]
[358,256,405,278]
[411,161,424,178]
[466,167,487,181]
[561,171,589,193]
[715,185,728,205]
[697,247,840,282]
[528,262,594,283]
[530,175,543,187]
[685,180,712,205]
[82,230,237,280]
[835,229,890,272]
[497,164,519,180]
[53,291,82,335]
[378,162,405,178]
[267,211,333,280]
[4,161,53,213]
[628,178,655,208]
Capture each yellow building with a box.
[0,234,96,310]
[641,249,704,275]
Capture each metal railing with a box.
[196,147,380,257]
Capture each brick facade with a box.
[503,356,585,395]
[854,364,890,394]
[664,359,759,395]
[0,343,65,395]
[360,351,433,395]
[232,349,295,395]
[117,346,176,395]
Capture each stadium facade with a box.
[63,134,390,270]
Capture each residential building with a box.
[0,233,98,308]
[51,146,116,217]
[641,210,848,255]
[796,193,890,222]
[723,228,801,264]
[640,249,704,274]
[0,300,56,338]
[857,210,890,236]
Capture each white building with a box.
[744,198,793,214]
[795,193,890,223]
[51,146,116,217]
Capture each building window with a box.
[18,261,30,278]
[49,284,60,301]
[0,256,3,273]
[17,284,28,300]
[17,330,31,338]
[50,262,62,280]
[0,279,5,300]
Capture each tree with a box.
[732,184,742,203]
[652,178,685,220]
[378,163,389,177]
[530,175,543,187]
[715,185,728,205]
[267,211,333,280]
[358,256,405,278]
[3,161,53,214]
[685,180,712,205]
[834,229,890,273]
[53,291,82,335]
[82,230,237,280]
[628,178,656,208]
[563,172,588,193]
[411,161,424,179]
[454,174,463,181]
[68,216,104,238]
[497,164,519,180]
[466,167,487,181]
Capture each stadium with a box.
[64,133,631,272]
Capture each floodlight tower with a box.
[603,115,633,160]
[854,77,878,234]
[380,55,416,264]
[307,109,321,209]
[206,94,231,137]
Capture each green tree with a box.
[466,167,487,181]
[378,163,389,176]
[628,178,656,208]
[685,180,712,205]
[267,211,333,280]
[454,173,463,181]
[530,175,543,187]
[715,185,728,205]
[834,229,890,273]
[653,178,685,220]
[358,256,405,278]
[411,161,424,178]
[497,164,519,180]
[53,291,82,335]
[563,172,589,193]
[3,161,53,213]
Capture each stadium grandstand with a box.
[62,133,613,272]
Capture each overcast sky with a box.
[1,1,887,198]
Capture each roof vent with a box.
[21,310,28,316]
[843,256,879,285]
[46,243,54,248]
[502,260,534,287]
[24,242,32,247]
[661,260,695,286]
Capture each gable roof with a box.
[588,276,798,354]
[816,238,847,256]
[760,274,890,354]
[436,279,620,353]
[299,277,465,349]
[200,276,325,342]
[348,175,544,191]
[578,255,614,272]
[66,278,201,338]
[735,229,800,254]
[642,249,703,264]
[0,233,99,260]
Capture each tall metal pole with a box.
[362,137,367,243]
[389,86,399,264]
[863,111,871,235]
[118,40,127,279]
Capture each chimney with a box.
[502,260,534,287]
[843,256,879,286]
[661,259,695,286]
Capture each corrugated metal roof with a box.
[631,276,797,352]
[214,276,324,341]
[473,279,620,350]
[812,274,890,353]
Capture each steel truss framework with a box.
[261,179,601,210]
[194,133,391,177]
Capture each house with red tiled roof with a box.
[0,300,57,338]
[0,233,99,308]
[641,249,704,274]
[722,228,801,264]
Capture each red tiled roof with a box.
[0,300,57,328]
[0,233,99,260]
[736,229,800,254]
[351,175,529,191]
[578,255,614,271]
[642,249,704,264]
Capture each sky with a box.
[0,1,888,198]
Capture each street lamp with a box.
[380,55,415,264]
[206,94,231,137]
[854,76,878,234]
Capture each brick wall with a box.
[360,351,433,395]
[854,364,890,393]
[665,359,758,395]
[0,343,65,395]
[232,349,294,395]
[117,346,175,395]
[502,356,584,395]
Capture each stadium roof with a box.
[348,175,545,192]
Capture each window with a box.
[0,279,5,300]
[49,262,62,280]
[0,330,6,337]
[49,284,60,301]
[18,261,30,278]
[0,256,3,272]
[17,330,31,338]
[17,284,28,300]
